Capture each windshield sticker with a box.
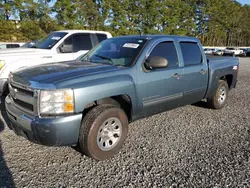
[123,43,140,48]
[51,37,61,40]
[138,40,143,43]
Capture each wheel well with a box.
[220,75,233,89]
[83,95,132,122]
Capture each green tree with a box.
[19,21,46,40]
[52,0,78,29]
[0,20,17,41]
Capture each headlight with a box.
[0,60,5,70]
[39,89,74,115]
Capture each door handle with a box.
[200,69,207,75]
[172,73,181,79]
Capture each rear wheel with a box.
[78,105,128,161]
[207,80,229,109]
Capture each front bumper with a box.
[5,95,82,146]
[0,78,7,96]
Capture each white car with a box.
[212,49,224,56]
[0,30,112,96]
[223,47,243,56]
[204,48,215,55]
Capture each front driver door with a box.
[136,40,184,118]
[54,33,94,62]
[53,35,75,62]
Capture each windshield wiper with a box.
[94,54,115,65]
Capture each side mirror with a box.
[59,44,72,53]
[144,56,168,70]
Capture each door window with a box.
[72,34,92,52]
[180,42,202,66]
[60,34,93,53]
[96,34,108,43]
[149,42,179,68]
[61,36,73,53]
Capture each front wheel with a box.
[207,80,229,109]
[78,105,128,161]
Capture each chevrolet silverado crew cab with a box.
[5,35,239,161]
[0,30,112,96]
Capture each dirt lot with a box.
[0,58,250,187]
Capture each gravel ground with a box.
[0,58,250,188]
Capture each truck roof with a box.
[111,34,199,42]
[54,30,112,35]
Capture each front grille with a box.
[11,84,33,97]
[9,82,37,114]
[13,98,34,111]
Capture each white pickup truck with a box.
[0,30,112,96]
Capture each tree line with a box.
[0,0,249,46]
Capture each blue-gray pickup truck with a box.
[5,35,239,160]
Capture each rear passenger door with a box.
[180,41,208,104]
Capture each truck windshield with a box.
[79,37,147,67]
[33,32,68,49]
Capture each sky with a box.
[237,0,250,5]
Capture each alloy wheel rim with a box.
[97,117,122,151]
[218,86,227,104]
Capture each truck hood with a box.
[12,60,121,87]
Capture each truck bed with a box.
[205,55,239,99]
[206,55,239,64]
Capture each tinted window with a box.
[72,34,92,52]
[21,40,38,48]
[62,36,73,53]
[149,42,178,68]
[6,44,19,48]
[180,42,202,66]
[96,34,108,43]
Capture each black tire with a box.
[207,80,229,109]
[79,105,128,161]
